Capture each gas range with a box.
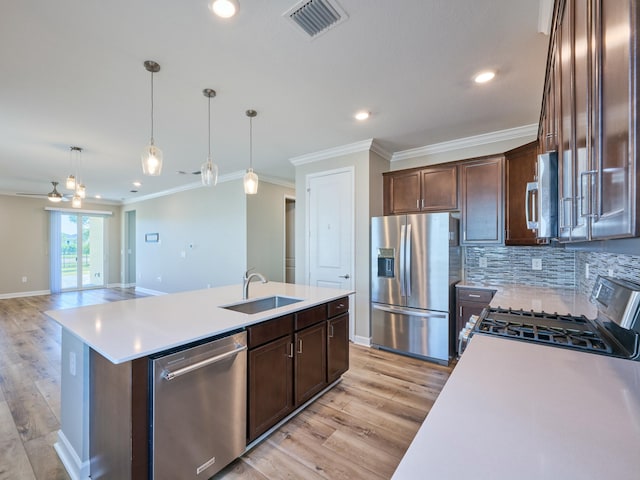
[459,276,640,360]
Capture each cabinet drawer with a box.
[457,288,495,304]
[327,297,349,318]
[247,314,293,349]
[295,304,326,331]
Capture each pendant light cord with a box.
[208,95,211,158]
[249,116,253,169]
[150,70,155,144]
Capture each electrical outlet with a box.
[532,258,542,271]
[585,264,590,279]
[479,257,488,268]
[157,276,162,283]
[21,276,27,283]
[69,351,76,376]
[608,268,614,277]
[180,251,186,258]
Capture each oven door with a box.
[371,303,449,364]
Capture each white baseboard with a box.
[134,286,166,296]
[353,335,371,347]
[54,430,90,480]
[0,289,50,300]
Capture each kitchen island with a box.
[46,282,354,480]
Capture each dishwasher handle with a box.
[162,343,247,381]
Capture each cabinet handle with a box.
[416,199,420,209]
[459,306,463,316]
[329,325,334,338]
[468,294,481,298]
[298,338,303,354]
[421,199,425,209]
[288,342,294,358]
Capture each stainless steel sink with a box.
[221,295,303,314]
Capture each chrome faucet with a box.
[242,270,267,300]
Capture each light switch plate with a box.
[479,257,488,268]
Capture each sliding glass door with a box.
[60,213,105,290]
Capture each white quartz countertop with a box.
[45,282,353,364]
[456,283,597,318]
[392,334,640,480]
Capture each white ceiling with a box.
[0,0,549,203]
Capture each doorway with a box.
[59,213,106,290]
[285,197,295,283]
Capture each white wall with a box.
[0,195,121,296]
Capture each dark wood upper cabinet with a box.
[460,156,504,245]
[505,141,541,246]
[383,165,457,215]
[539,0,640,241]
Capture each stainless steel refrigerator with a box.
[371,212,461,364]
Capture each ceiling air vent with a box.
[284,0,348,39]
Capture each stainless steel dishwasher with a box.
[150,331,247,480]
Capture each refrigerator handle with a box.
[399,224,406,297]
[405,222,412,297]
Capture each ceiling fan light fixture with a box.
[243,109,259,195]
[47,181,63,203]
[142,61,163,176]
[210,0,239,18]
[201,88,218,187]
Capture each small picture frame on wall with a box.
[145,233,159,243]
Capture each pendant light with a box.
[141,60,163,176]
[47,181,63,203]
[65,146,77,190]
[69,146,84,208]
[243,109,258,195]
[201,88,218,186]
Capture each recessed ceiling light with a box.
[95,194,102,199]
[133,181,142,187]
[354,111,370,121]
[210,0,239,18]
[474,71,496,84]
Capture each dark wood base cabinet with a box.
[455,287,495,354]
[247,297,349,443]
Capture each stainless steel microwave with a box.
[525,151,558,240]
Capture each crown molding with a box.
[290,139,379,166]
[390,124,538,162]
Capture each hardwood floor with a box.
[0,289,453,480]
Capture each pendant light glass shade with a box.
[244,168,258,194]
[142,61,163,176]
[243,109,258,195]
[65,174,76,190]
[71,194,82,208]
[141,142,163,176]
[201,89,218,186]
[77,183,86,199]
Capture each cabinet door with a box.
[455,302,487,347]
[247,336,293,442]
[421,165,458,211]
[294,322,327,406]
[327,313,349,383]
[384,170,421,214]
[591,0,639,238]
[460,157,504,244]
[505,142,540,245]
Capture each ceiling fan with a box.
[16,181,71,202]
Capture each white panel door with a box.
[308,169,353,291]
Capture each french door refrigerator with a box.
[371,212,461,364]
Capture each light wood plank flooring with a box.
[0,289,453,480]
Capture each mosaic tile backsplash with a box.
[464,246,576,288]
[464,246,640,297]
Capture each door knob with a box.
[339,274,350,279]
